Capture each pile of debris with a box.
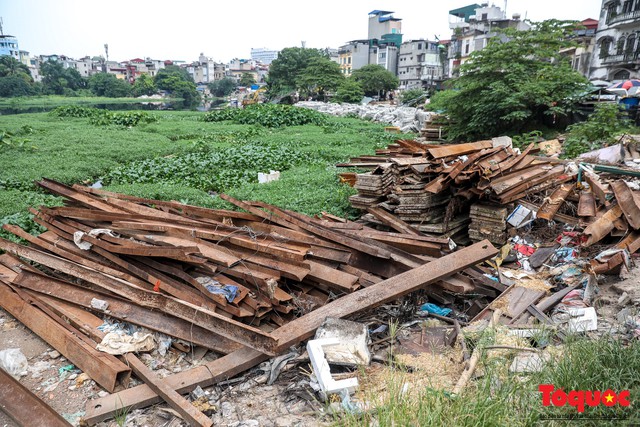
[295,101,432,133]
[339,138,640,274]
[0,179,500,425]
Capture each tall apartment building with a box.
[398,39,444,90]
[250,48,279,65]
[0,35,20,60]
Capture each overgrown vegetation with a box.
[50,106,157,127]
[203,104,328,127]
[400,88,426,106]
[562,103,633,158]
[429,20,589,140]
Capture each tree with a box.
[400,88,426,105]
[0,76,36,97]
[351,64,399,98]
[239,73,256,87]
[40,60,86,95]
[132,74,156,97]
[296,57,344,101]
[266,47,327,97]
[208,78,236,97]
[0,56,33,83]
[429,20,589,140]
[88,73,131,97]
[154,65,194,87]
[333,79,365,104]
[154,65,199,107]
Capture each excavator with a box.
[241,86,267,107]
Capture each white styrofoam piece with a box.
[307,338,358,395]
[567,307,598,333]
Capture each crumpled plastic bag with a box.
[0,348,28,378]
[96,332,155,355]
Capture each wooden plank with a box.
[123,353,213,427]
[84,240,497,424]
[583,171,609,205]
[611,180,640,229]
[0,367,72,427]
[366,207,421,235]
[427,141,493,159]
[305,260,359,293]
[0,281,130,393]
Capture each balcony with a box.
[602,53,640,64]
[606,9,640,26]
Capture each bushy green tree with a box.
[208,78,236,97]
[40,60,86,95]
[0,76,36,97]
[400,88,426,105]
[132,74,156,97]
[296,57,344,101]
[266,47,327,97]
[429,20,589,140]
[0,56,32,82]
[154,65,199,107]
[333,79,364,104]
[88,73,131,97]
[351,64,399,97]
[239,73,256,87]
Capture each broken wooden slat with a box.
[366,207,421,235]
[427,140,493,159]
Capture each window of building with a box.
[417,43,422,50]
[482,13,488,20]
[348,57,351,64]
[626,35,636,55]
[617,37,625,55]
[600,38,612,58]
[392,28,397,34]
[613,69,630,80]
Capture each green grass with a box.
[0,109,394,238]
[0,95,179,107]
[335,337,640,426]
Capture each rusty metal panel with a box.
[577,191,596,217]
[537,183,575,220]
[611,180,640,229]
[0,367,72,427]
[0,281,130,393]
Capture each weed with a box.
[203,104,328,128]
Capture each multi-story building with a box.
[447,3,529,77]
[589,0,640,81]
[398,39,444,90]
[0,35,20,60]
[338,10,404,76]
[561,19,598,78]
[250,48,279,65]
[227,58,259,83]
[368,10,402,40]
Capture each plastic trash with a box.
[0,348,28,378]
[420,303,452,317]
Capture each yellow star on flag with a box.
[604,393,614,403]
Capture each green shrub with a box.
[50,105,101,118]
[400,88,426,106]
[203,104,328,127]
[563,103,632,158]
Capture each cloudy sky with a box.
[3,0,602,63]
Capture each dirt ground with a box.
[0,307,324,427]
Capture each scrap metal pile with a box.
[340,138,640,274]
[0,178,499,425]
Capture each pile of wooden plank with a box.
[0,179,501,424]
[468,203,509,246]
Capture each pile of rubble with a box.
[295,100,432,133]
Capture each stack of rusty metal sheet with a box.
[0,178,501,425]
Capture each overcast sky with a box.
[2,0,602,63]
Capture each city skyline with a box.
[2,0,601,62]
